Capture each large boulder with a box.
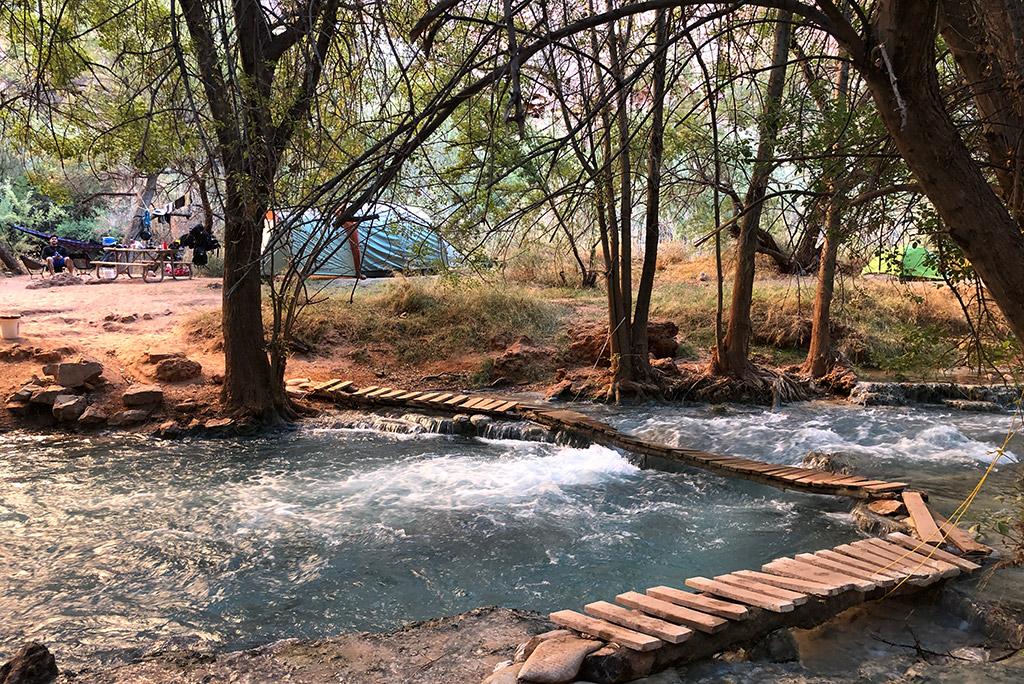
[41,360,103,388]
[0,641,58,684]
[155,357,202,382]
[567,321,679,365]
[52,395,88,422]
[123,385,164,407]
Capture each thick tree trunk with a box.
[859,0,1024,345]
[712,10,791,377]
[939,0,1024,229]
[220,182,291,422]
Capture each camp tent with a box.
[861,245,942,280]
[263,203,457,278]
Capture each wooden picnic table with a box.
[91,247,193,283]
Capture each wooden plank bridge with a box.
[287,377,992,682]
[292,378,910,500]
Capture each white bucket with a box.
[1,315,20,340]
[100,267,116,280]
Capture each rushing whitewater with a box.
[0,402,1018,668]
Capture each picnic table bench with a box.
[92,247,193,283]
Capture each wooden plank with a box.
[381,389,407,399]
[549,610,662,652]
[584,601,693,644]
[762,558,869,592]
[429,393,454,403]
[929,509,992,556]
[444,395,469,406]
[412,392,440,403]
[494,400,519,412]
[685,577,795,613]
[332,380,355,393]
[832,544,937,584]
[730,569,840,597]
[858,538,959,578]
[353,385,379,396]
[477,398,505,410]
[902,491,943,544]
[825,476,870,486]
[310,378,344,393]
[810,550,903,583]
[366,387,394,398]
[458,397,486,410]
[792,552,897,587]
[828,543,922,580]
[886,532,982,573]
[616,591,729,633]
[646,586,750,621]
[793,471,841,484]
[862,481,910,493]
[713,574,808,605]
[394,391,423,401]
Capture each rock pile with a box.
[5,357,106,423]
[2,352,205,429]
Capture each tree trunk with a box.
[803,201,841,376]
[857,0,1024,345]
[0,239,24,274]
[712,10,791,377]
[630,9,669,374]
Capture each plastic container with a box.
[102,236,116,246]
[99,267,116,280]
[1,315,20,340]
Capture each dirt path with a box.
[0,274,225,430]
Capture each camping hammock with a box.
[10,224,104,252]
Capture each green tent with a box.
[861,245,942,280]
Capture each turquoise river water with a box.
[0,401,1019,669]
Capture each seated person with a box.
[42,235,77,275]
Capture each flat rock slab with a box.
[518,636,604,683]
[43,361,103,387]
[123,385,164,406]
[108,409,152,426]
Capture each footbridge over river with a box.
[289,377,993,683]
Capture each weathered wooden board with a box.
[584,601,693,644]
[902,491,942,544]
[929,509,992,556]
[713,574,808,605]
[685,577,795,613]
[886,532,981,572]
[730,569,839,597]
[549,610,662,652]
[616,591,729,633]
[646,585,750,620]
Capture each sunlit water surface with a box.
[1,402,1019,668]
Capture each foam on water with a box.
[627,403,1017,465]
